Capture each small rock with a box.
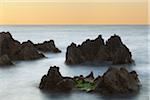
[39,66,74,91]
[35,40,61,53]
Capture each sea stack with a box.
[0,32,45,63]
[65,34,133,65]
[0,31,61,66]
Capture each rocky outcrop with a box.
[40,66,140,94]
[106,35,133,64]
[65,34,133,65]
[0,55,13,66]
[0,31,61,66]
[15,40,45,60]
[34,40,61,53]
[0,32,21,60]
[94,67,140,94]
[0,32,45,62]
[39,66,74,91]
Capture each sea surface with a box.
[0,25,149,100]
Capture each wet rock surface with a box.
[65,34,133,65]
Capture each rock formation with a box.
[0,31,61,66]
[34,40,61,53]
[0,31,21,60]
[40,66,140,94]
[39,66,74,91]
[65,34,133,65]
[0,32,45,63]
[94,67,140,94]
[15,40,45,60]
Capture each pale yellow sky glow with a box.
[0,0,149,25]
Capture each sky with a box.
[0,0,149,25]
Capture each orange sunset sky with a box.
[0,0,149,25]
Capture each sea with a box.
[0,25,149,100]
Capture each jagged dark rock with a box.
[106,35,133,64]
[85,71,94,82]
[15,40,45,60]
[39,66,74,91]
[34,40,61,53]
[0,31,21,60]
[0,31,61,66]
[94,67,140,94]
[39,66,140,94]
[65,34,133,65]
[0,32,45,62]
[0,55,13,66]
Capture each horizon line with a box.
[0,24,149,26]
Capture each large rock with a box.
[39,66,140,94]
[0,32,45,61]
[66,35,108,64]
[0,32,58,66]
[106,35,133,64]
[0,31,21,59]
[65,34,133,65]
[0,55,13,66]
[94,67,140,94]
[34,40,61,53]
[39,66,74,91]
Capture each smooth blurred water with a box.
[0,25,149,100]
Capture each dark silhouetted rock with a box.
[85,71,94,82]
[65,34,133,65]
[39,66,140,94]
[0,31,21,60]
[94,67,140,94]
[106,35,133,64]
[39,66,74,91]
[15,40,45,60]
[0,55,13,66]
[0,32,45,61]
[0,32,62,64]
[35,40,61,53]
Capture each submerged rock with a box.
[35,40,61,53]
[95,67,140,94]
[39,66,74,91]
[65,34,133,65]
[0,55,13,66]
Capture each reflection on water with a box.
[0,25,149,100]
